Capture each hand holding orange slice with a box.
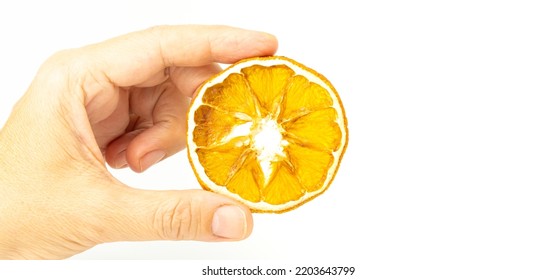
[186,56,348,213]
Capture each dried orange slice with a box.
[186,56,348,213]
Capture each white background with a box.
[1,0,556,279]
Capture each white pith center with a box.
[251,117,286,181]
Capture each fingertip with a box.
[259,32,279,55]
[104,132,138,169]
[111,149,128,169]
[138,150,166,172]
[208,26,279,64]
[212,204,253,240]
[125,128,180,173]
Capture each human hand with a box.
[0,25,278,259]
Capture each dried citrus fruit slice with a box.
[186,56,348,213]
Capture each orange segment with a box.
[262,162,305,205]
[195,139,247,185]
[202,73,259,118]
[226,151,264,203]
[186,56,348,213]
[193,105,249,147]
[242,65,294,115]
[285,143,334,192]
[279,75,333,122]
[283,108,342,151]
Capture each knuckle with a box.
[43,49,84,73]
[36,50,74,81]
[36,48,89,94]
[153,198,202,240]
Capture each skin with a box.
[0,25,278,259]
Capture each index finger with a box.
[83,25,278,88]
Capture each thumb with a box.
[97,186,253,243]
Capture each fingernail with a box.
[212,205,247,239]
[114,150,128,169]
[139,150,166,172]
